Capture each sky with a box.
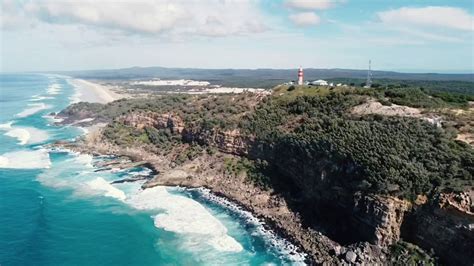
[1,0,473,73]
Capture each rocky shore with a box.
[53,98,474,265]
[54,131,342,264]
[54,124,455,265]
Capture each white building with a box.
[311,79,328,86]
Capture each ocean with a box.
[0,73,305,265]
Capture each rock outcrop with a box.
[351,194,411,247]
[57,107,472,265]
[119,111,185,134]
[404,192,474,266]
[183,128,251,155]
[119,111,251,155]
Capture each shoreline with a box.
[53,129,341,264]
[53,140,314,264]
[68,78,125,104]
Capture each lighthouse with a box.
[297,67,304,85]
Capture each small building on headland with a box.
[310,79,328,86]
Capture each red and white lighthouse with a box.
[297,67,304,85]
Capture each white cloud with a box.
[285,0,341,10]
[0,0,31,29]
[289,12,320,26]
[377,6,474,31]
[2,0,267,37]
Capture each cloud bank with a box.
[377,6,474,31]
[285,0,341,10]
[289,12,321,26]
[1,0,268,37]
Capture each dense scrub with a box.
[275,83,474,109]
[242,94,473,200]
[87,87,474,201]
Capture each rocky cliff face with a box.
[351,194,411,247]
[119,111,251,155]
[182,128,251,155]
[88,110,471,265]
[119,111,185,134]
[404,192,474,266]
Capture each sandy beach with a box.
[69,79,125,104]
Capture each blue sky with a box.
[1,0,473,73]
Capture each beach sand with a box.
[69,79,125,104]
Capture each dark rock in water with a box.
[111,175,149,184]
[94,167,112,172]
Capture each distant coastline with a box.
[69,78,125,104]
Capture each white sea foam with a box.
[69,88,82,104]
[75,154,94,168]
[37,152,124,201]
[42,114,64,123]
[0,121,13,129]
[0,149,51,169]
[29,95,54,102]
[127,186,243,252]
[72,118,95,125]
[87,177,126,201]
[16,103,51,118]
[47,84,61,95]
[189,187,307,263]
[3,126,49,145]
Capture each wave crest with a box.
[2,126,49,145]
[0,149,51,169]
[128,186,243,253]
[16,103,51,118]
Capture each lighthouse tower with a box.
[297,67,304,85]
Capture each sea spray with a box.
[0,149,51,169]
[2,126,49,145]
[127,186,244,253]
[16,103,52,118]
[176,187,308,263]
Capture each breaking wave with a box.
[0,149,51,169]
[29,95,54,102]
[87,177,126,201]
[47,84,61,95]
[16,103,51,118]
[127,186,243,253]
[2,126,49,145]
[186,187,307,263]
[0,121,13,129]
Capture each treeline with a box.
[93,90,473,201]
[241,94,473,200]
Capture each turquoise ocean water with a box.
[0,74,305,266]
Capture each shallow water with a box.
[0,74,306,265]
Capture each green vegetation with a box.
[73,82,473,201]
[389,241,436,265]
[224,157,271,189]
[274,83,473,109]
[241,93,473,200]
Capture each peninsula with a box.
[54,76,474,265]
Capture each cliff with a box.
[404,192,474,266]
[55,93,473,265]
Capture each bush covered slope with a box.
[63,86,473,201]
[242,93,473,200]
